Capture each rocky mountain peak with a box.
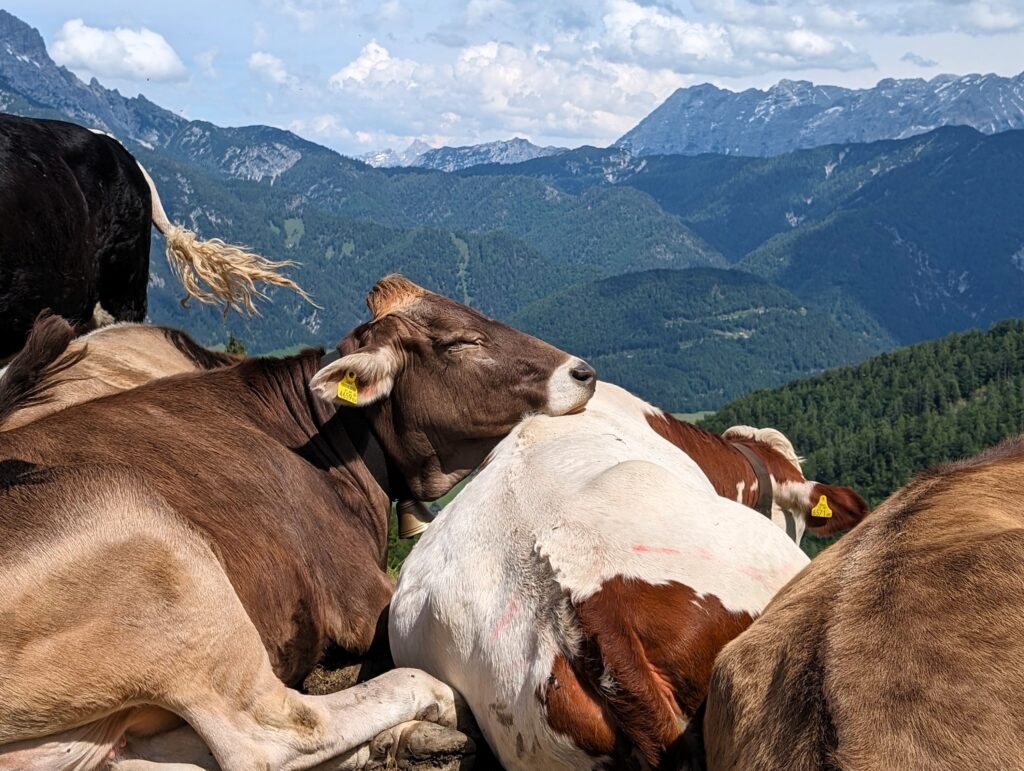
[617,71,1024,157]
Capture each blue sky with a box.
[4,1,1023,156]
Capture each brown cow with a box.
[705,435,1024,771]
[0,274,597,770]
[0,319,237,430]
[644,413,868,544]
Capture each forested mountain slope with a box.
[513,269,892,410]
[703,320,1024,509]
[462,127,1024,345]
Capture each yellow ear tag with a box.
[336,371,359,404]
[811,495,833,518]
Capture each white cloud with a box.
[600,0,870,74]
[249,51,297,86]
[327,38,687,145]
[195,49,219,79]
[962,1,1024,32]
[328,41,423,90]
[901,51,939,67]
[51,19,187,82]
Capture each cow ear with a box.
[310,347,400,407]
[805,482,870,536]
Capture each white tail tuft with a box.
[135,160,315,315]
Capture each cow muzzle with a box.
[546,356,597,416]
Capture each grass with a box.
[673,410,715,424]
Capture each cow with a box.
[644,412,868,544]
[704,434,1024,771]
[0,317,238,430]
[0,274,597,770]
[0,113,309,361]
[390,381,825,770]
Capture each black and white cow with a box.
[0,113,308,360]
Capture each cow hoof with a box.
[370,721,476,770]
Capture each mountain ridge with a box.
[617,71,1024,157]
[3,8,1022,410]
[361,137,567,171]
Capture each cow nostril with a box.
[570,363,596,384]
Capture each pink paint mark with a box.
[740,564,773,587]
[490,598,520,642]
[632,544,682,556]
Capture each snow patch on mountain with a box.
[362,137,566,172]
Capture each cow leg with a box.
[113,724,218,770]
[111,718,474,771]
[107,675,462,771]
[1,475,457,771]
[95,223,150,323]
[170,668,458,771]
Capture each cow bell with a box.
[398,499,435,539]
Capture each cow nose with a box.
[570,362,596,384]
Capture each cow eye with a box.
[442,337,483,352]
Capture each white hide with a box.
[390,382,810,771]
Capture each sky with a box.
[4,1,1024,157]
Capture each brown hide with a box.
[706,434,1024,770]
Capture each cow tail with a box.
[134,160,315,314]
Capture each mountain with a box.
[0,11,728,381]
[0,12,724,284]
[702,319,1024,553]
[617,73,1024,157]
[460,127,1024,346]
[412,138,566,171]
[359,139,433,168]
[361,137,566,171]
[512,268,892,410]
[0,9,186,146]
[6,8,1018,411]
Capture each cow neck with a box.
[329,407,409,502]
[731,442,775,519]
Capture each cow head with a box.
[723,426,869,543]
[311,275,597,499]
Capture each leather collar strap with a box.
[732,442,775,519]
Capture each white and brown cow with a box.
[390,382,814,770]
[644,412,868,544]
[0,275,596,770]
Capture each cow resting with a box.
[704,434,1024,771]
[643,411,868,544]
[0,318,238,431]
[0,275,597,770]
[390,382,813,770]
